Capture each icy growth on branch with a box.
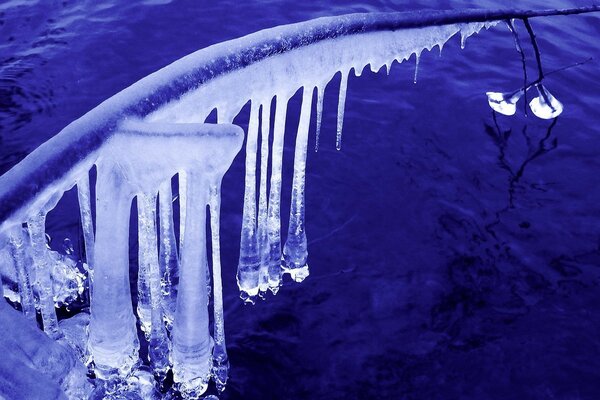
[0,9,510,398]
[529,84,563,119]
[486,90,524,116]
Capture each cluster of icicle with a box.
[0,20,497,399]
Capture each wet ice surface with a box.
[2,0,600,399]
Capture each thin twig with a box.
[506,19,529,116]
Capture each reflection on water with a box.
[2,0,600,399]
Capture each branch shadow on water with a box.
[483,111,558,239]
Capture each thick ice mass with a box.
[10,6,591,398]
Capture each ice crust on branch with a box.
[1,11,520,398]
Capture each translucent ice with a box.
[486,90,523,116]
[529,84,563,119]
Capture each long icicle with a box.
[282,87,313,282]
[138,192,170,379]
[315,86,324,152]
[237,102,261,303]
[89,166,139,379]
[172,170,212,396]
[336,71,348,150]
[257,100,271,297]
[158,179,179,328]
[137,196,152,335]
[209,180,229,392]
[27,212,61,339]
[178,171,187,256]
[266,95,289,294]
[9,228,36,320]
[77,173,95,282]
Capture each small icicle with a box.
[282,87,312,283]
[460,31,468,49]
[77,173,95,284]
[236,102,261,302]
[137,192,170,379]
[158,180,179,328]
[413,53,420,84]
[385,62,391,76]
[257,101,271,297]
[266,95,289,294]
[27,212,61,339]
[336,71,348,151]
[315,86,324,153]
[178,171,187,255]
[208,182,229,392]
[8,228,36,320]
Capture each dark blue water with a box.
[2,1,600,399]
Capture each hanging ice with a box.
[1,6,596,399]
[529,84,563,119]
[486,90,524,116]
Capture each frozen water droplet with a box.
[486,90,523,116]
[529,84,563,119]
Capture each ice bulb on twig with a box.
[528,84,563,119]
[486,90,523,116]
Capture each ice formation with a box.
[0,7,597,399]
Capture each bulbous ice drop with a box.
[283,87,312,283]
[237,103,261,301]
[529,84,563,119]
[486,90,523,116]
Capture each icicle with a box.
[257,101,271,297]
[27,212,61,339]
[172,171,212,397]
[413,53,420,84]
[315,86,324,153]
[137,192,170,378]
[336,71,348,151]
[282,87,312,282]
[88,166,139,379]
[136,197,152,335]
[8,228,36,320]
[158,179,179,328]
[236,102,261,303]
[178,171,187,255]
[77,173,95,283]
[385,62,391,76]
[266,95,289,294]
[209,181,229,392]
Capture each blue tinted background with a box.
[1,1,600,399]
